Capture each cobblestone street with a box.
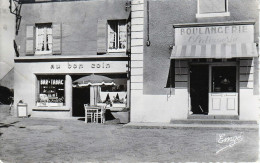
[0,115,258,162]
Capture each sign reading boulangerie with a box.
[175,25,254,45]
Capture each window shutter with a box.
[97,19,107,54]
[26,25,35,55]
[127,21,131,53]
[52,23,62,54]
[166,59,175,88]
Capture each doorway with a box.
[72,87,90,117]
[190,65,209,114]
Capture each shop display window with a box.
[100,83,127,107]
[36,76,65,107]
[212,66,236,92]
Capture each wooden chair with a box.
[94,105,106,123]
[84,104,94,123]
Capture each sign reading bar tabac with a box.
[175,25,254,45]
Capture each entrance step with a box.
[188,115,239,120]
[170,119,257,125]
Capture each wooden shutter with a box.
[127,21,131,53]
[52,23,62,54]
[166,59,175,88]
[25,25,35,55]
[97,19,107,54]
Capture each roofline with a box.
[14,54,129,62]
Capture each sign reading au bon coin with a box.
[175,24,254,45]
[49,61,128,73]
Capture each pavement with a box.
[0,111,259,162]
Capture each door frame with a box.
[188,61,239,116]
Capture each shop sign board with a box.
[175,25,254,45]
[21,61,128,74]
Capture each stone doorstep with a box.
[188,115,239,119]
[170,119,258,125]
[123,122,259,130]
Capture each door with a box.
[209,66,238,115]
[72,87,90,117]
[190,65,209,114]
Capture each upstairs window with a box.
[35,23,52,54]
[197,0,230,18]
[25,23,61,56]
[108,20,127,52]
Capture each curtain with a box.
[108,23,117,49]
[118,22,127,49]
[36,26,44,51]
[46,26,52,51]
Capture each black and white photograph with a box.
[0,0,259,162]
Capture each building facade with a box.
[14,0,131,119]
[13,0,260,123]
[130,0,260,122]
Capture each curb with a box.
[123,123,259,131]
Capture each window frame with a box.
[36,75,65,107]
[35,23,53,55]
[107,20,127,53]
[196,0,230,18]
[211,66,237,93]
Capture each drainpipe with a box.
[258,0,260,120]
[146,0,150,46]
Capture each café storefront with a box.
[171,22,258,118]
[14,57,129,119]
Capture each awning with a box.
[72,74,115,87]
[170,43,258,59]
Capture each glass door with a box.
[208,65,238,115]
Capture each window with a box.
[108,20,127,52]
[36,76,65,107]
[196,0,230,18]
[212,66,236,92]
[100,78,127,106]
[35,23,52,54]
[26,23,61,56]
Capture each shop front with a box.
[189,60,238,116]
[171,22,258,119]
[14,57,129,119]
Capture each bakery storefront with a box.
[171,22,258,119]
[14,57,129,119]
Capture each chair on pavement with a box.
[84,104,93,123]
[94,105,106,123]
